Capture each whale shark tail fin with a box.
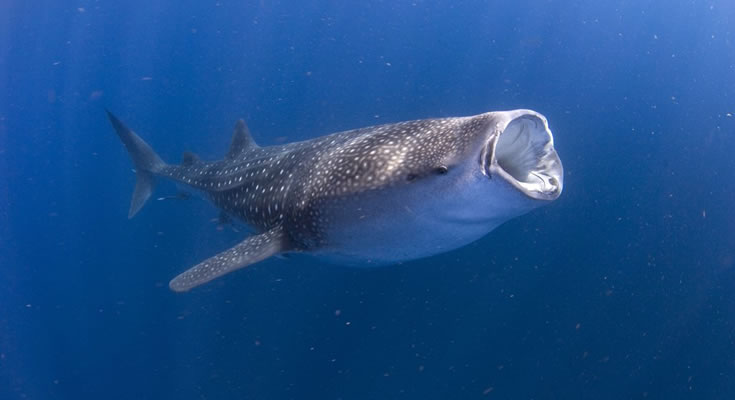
[106,110,167,218]
[169,226,288,292]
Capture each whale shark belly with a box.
[311,170,539,266]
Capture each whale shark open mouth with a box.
[487,112,563,200]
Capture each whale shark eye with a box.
[434,166,449,175]
[406,173,418,181]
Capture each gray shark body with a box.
[107,109,563,292]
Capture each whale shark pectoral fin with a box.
[169,226,286,292]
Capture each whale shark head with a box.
[380,109,564,259]
[446,109,563,230]
[420,109,563,229]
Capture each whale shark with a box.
[107,109,563,292]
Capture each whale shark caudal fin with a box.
[169,226,287,292]
[106,110,167,218]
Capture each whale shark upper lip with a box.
[485,111,564,201]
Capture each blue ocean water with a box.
[2,0,735,399]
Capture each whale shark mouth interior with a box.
[493,114,563,200]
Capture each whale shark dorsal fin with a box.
[168,226,287,292]
[181,151,201,166]
[226,119,258,159]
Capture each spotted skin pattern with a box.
[159,116,488,246]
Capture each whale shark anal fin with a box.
[169,226,286,292]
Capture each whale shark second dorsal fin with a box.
[181,151,201,166]
[226,119,258,159]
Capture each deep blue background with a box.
[2,0,735,399]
